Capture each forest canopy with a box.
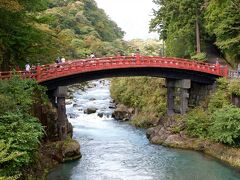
[150,0,240,64]
[0,0,125,70]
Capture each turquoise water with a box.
[46,80,240,180]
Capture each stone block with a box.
[54,86,67,97]
[175,79,191,89]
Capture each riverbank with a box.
[113,103,240,169]
[25,89,82,180]
[146,116,240,169]
[24,138,81,180]
[110,76,240,170]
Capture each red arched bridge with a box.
[0,55,230,141]
[0,55,230,136]
[0,55,228,89]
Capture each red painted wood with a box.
[0,56,228,82]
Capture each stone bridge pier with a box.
[166,79,214,115]
[48,86,72,141]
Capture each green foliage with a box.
[229,79,240,96]
[0,140,23,179]
[0,76,45,177]
[111,77,166,127]
[0,113,43,166]
[0,75,47,114]
[209,105,240,145]
[208,78,230,113]
[204,0,240,63]
[0,0,55,70]
[150,0,205,58]
[0,0,126,70]
[185,78,240,146]
[0,140,23,164]
[40,0,125,60]
[151,0,239,62]
[191,52,207,61]
[185,108,210,138]
[126,39,163,56]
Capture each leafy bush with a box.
[209,105,240,145]
[229,79,240,96]
[0,76,46,177]
[191,52,207,61]
[208,90,230,113]
[0,140,23,179]
[0,75,47,114]
[185,108,210,138]
[185,78,240,146]
[110,77,166,127]
[216,77,229,90]
[208,78,230,112]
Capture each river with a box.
[46,80,240,180]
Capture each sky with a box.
[95,0,159,40]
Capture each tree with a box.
[204,0,240,63]
[0,76,45,176]
[0,0,51,70]
[150,0,206,58]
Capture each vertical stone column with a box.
[54,86,68,140]
[189,82,216,107]
[166,79,191,115]
[166,79,175,116]
[179,88,189,114]
[178,79,191,114]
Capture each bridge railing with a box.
[228,70,239,78]
[0,56,229,82]
[139,56,229,76]
[0,70,38,80]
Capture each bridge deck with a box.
[0,56,228,82]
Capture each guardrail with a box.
[0,56,229,82]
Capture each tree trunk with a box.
[196,11,201,54]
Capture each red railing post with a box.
[223,65,229,77]
[215,61,220,75]
[36,65,41,81]
[136,52,140,64]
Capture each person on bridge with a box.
[55,57,61,67]
[61,57,66,63]
[25,63,30,72]
[55,57,61,64]
[90,53,95,58]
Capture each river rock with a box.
[68,113,78,119]
[89,97,96,101]
[84,107,97,114]
[73,103,81,108]
[61,139,82,162]
[112,104,134,121]
[97,112,104,118]
[109,103,116,109]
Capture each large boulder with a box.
[48,139,82,163]
[112,104,134,121]
[61,139,82,162]
[84,107,97,114]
